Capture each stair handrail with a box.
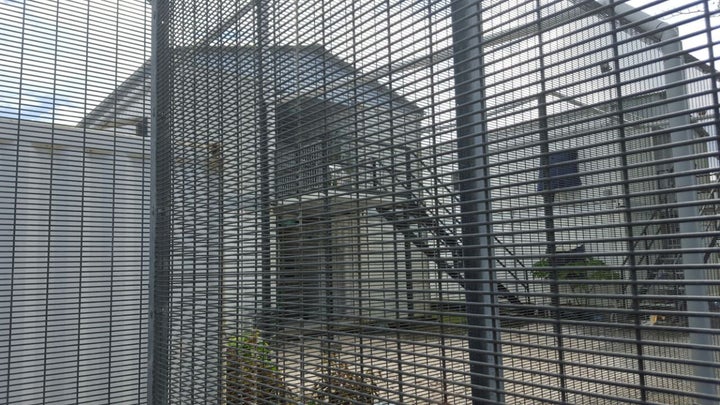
[383,153,533,295]
[700,174,720,262]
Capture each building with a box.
[84,45,449,331]
[84,11,720,323]
[0,118,149,404]
[480,0,720,319]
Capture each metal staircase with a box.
[375,159,530,307]
[372,163,719,313]
[375,202,526,306]
[700,178,720,263]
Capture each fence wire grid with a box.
[2,0,720,404]
[0,0,151,404]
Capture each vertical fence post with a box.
[253,0,273,335]
[150,0,170,403]
[450,1,504,402]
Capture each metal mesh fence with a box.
[0,0,712,404]
[151,0,720,403]
[0,1,151,403]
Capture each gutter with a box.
[596,1,718,403]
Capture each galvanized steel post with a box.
[150,0,170,402]
[450,0,505,402]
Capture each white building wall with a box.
[476,10,719,304]
[0,118,149,404]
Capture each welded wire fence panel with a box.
[476,1,720,403]
[0,1,151,403]
[152,0,720,404]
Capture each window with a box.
[538,149,581,191]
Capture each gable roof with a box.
[79,45,422,130]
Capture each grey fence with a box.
[0,1,151,403]
[151,0,720,404]
[1,0,719,404]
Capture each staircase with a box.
[700,178,720,263]
[375,159,529,307]
[640,253,683,295]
